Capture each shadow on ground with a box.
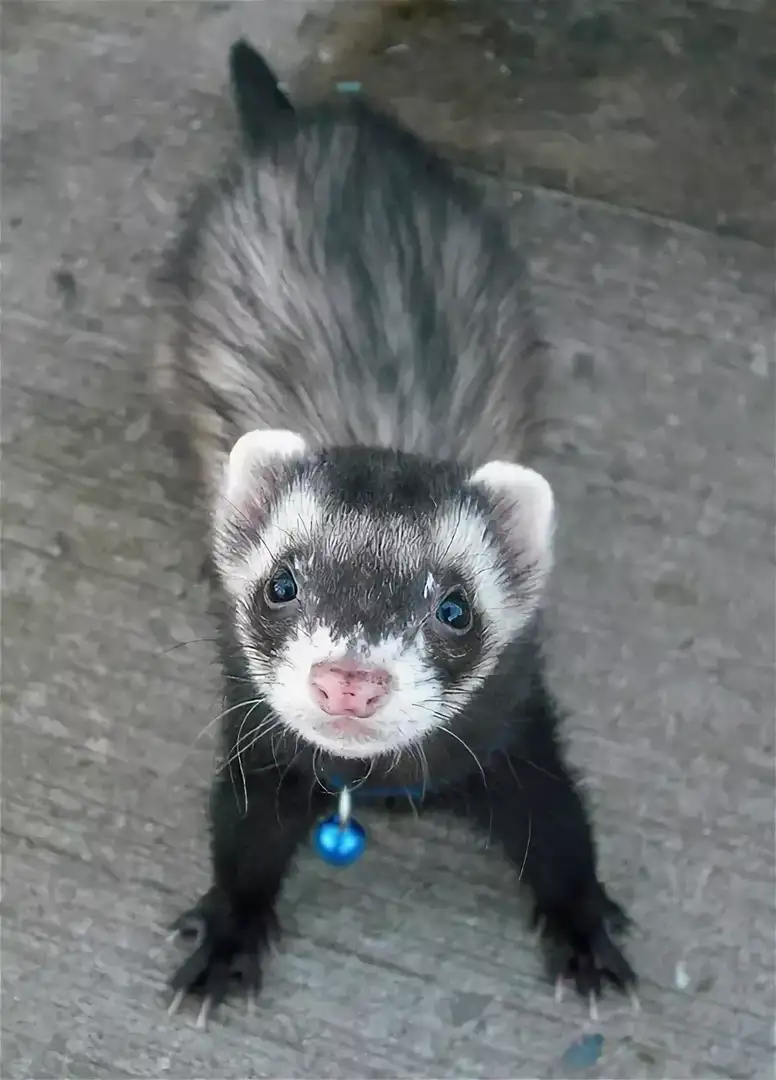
[304,0,776,244]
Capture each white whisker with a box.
[221,697,286,814]
[437,725,488,790]
[517,812,532,882]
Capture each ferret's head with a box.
[214,430,555,760]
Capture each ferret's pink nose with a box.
[309,661,392,718]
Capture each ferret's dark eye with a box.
[266,567,298,605]
[435,589,472,633]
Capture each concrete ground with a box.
[1,2,774,1078]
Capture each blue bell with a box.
[313,785,366,866]
[313,814,367,866]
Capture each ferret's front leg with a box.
[168,766,319,1024]
[469,678,637,1006]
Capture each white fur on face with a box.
[245,624,443,758]
[217,480,324,600]
[431,495,550,654]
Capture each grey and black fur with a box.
[153,39,637,1022]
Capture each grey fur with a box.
[151,70,547,513]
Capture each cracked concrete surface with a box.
[1,2,774,1078]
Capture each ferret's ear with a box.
[229,38,294,148]
[223,428,308,508]
[467,461,555,581]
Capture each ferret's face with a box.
[214,432,555,760]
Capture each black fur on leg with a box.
[466,658,637,1000]
[168,755,324,1014]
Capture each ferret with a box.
[151,38,637,1023]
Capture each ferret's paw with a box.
[535,890,637,1003]
[166,887,277,1024]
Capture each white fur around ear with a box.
[468,461,555,572]
[224,428,308,505]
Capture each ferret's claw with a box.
[167,989,185,1017]
[629,989,642,1015]
[588,992,600,1022]
[195,997,212,1030]
[554,976,565,1004]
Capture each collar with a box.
[322,773,425,801]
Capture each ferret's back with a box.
[158,98,544,490]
